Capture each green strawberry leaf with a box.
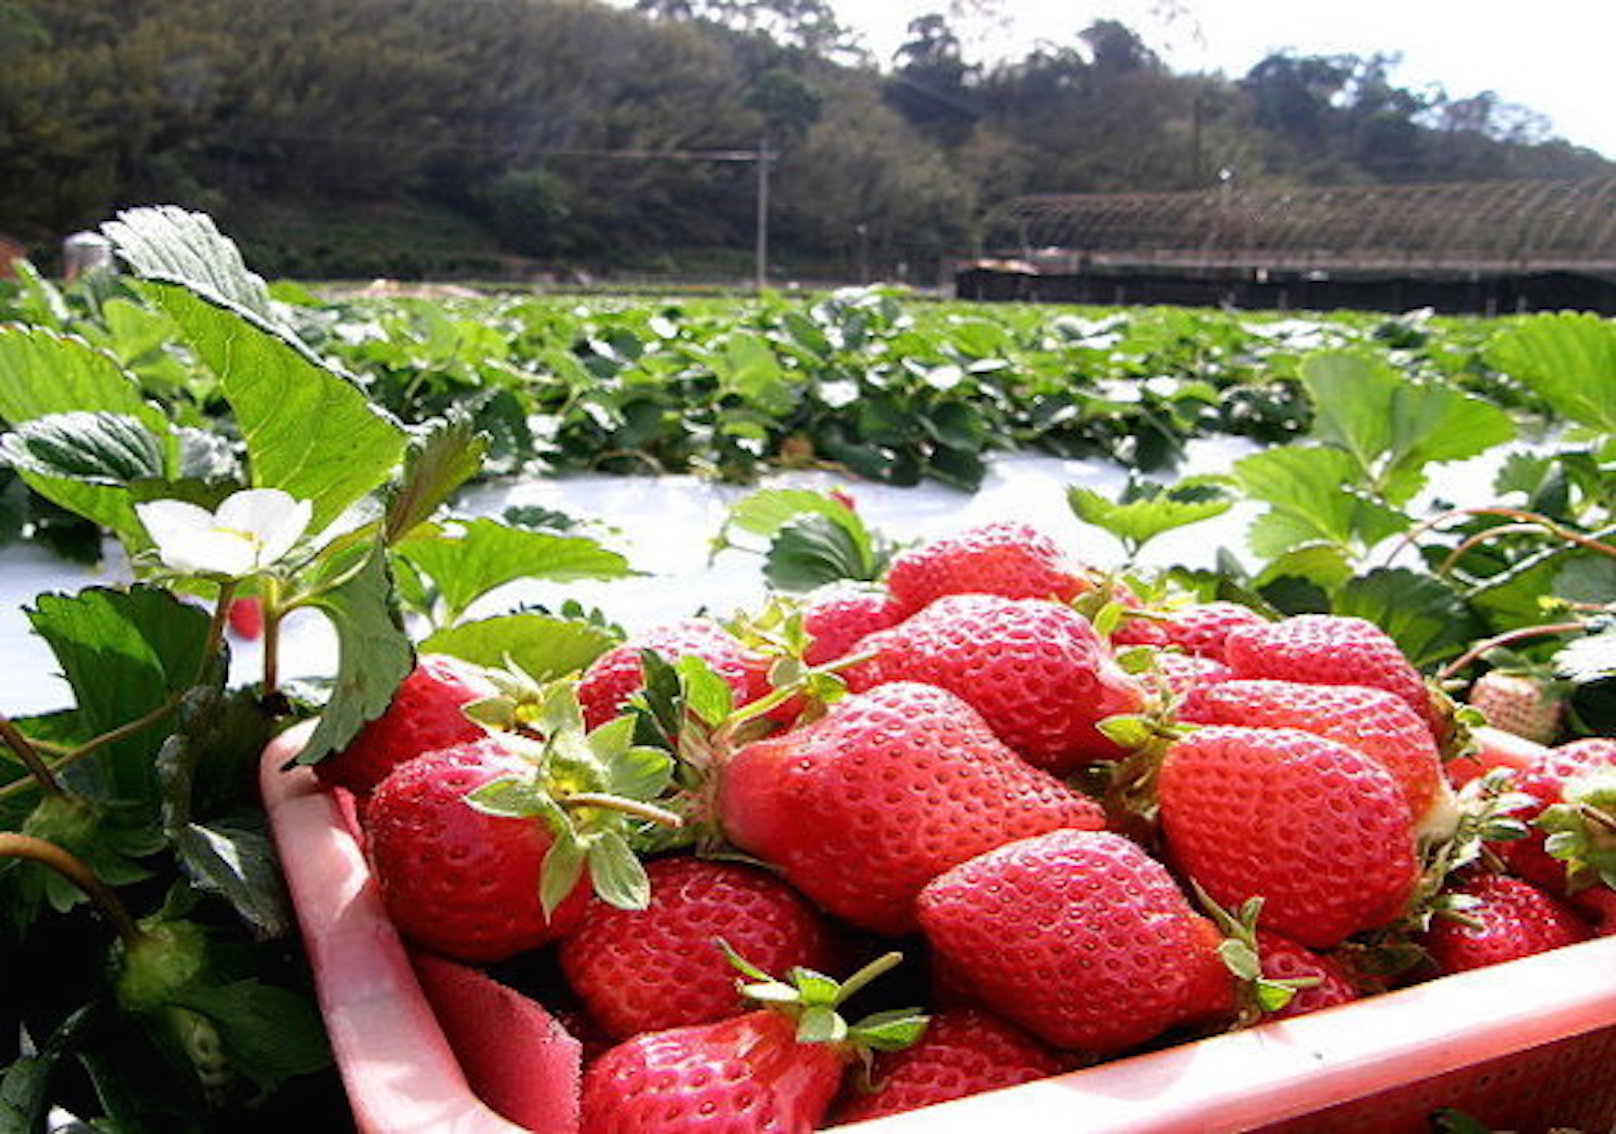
[383,414,488,544]
[584,829,650,911]
[1216,938,1262,983]
[1234,446,1407,559]
[0,411,167,485]
[103,206,277,326]
[1332,568,1482,669]
[792,969,842,1008]
[395,518,635,625]
[136,281,406,532]
[1555,628,1616,685]
[171,979,330,1085]
[0,1005,96,1132]
[0,326,171,547]
[294,541,414,766]
[765,513,880,591]
[1067,476,1231,556]
[1300,351,1514,506]
[1486,312,1616,433]
[422,612,617,683]
[27,585,214,804]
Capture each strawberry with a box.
[365,738,589,962]
[1223,614,1443,740]
[225,595,264,640]
[558,855,840,1041]
[1255,932,1360,1020]
[917,829,1232,1055]
[883,521,1091,619]
[830,1008,1067,1124]
[579,951,923,1133]
[365,685,682,963]
[1158,725,1422,948]
[715,681,1106,936]
[577,618,771,731]
[848,594,1146,774]
[1466,670,1563,745]
[1196,679,1455,837]
[1422,873,1593,974]
[1161,601,1269,662]
[314,653,496,795]
[799,582,899,667]
[1494,737,1616,896]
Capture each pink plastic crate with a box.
[262,723,1616,1134]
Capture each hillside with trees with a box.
[1,0,1609,280]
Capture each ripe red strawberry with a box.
[1223,614,1442,740]
[1197,679,1455,836]
[577,618,771,730]
[1158,725,1422,948]
[715,681,1106,936]
[226,595,264,640]
[1422,873,1593,974]
[579,952,923,1133]
[1105,582,1171,648]
[1255,932,1360,1020]
[1162,601,1269,662]
[848,594,1146,774]
[315,653,496,795]
[830,1008,1067,1124]
[1466,670,1563,745]
[365,737,590,962]
[559,855,839,1041]
[799,582,899,667]
[883,521,1092,619]
[1493,737,1616,896]
[917,829,1232,1055]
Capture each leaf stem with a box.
[0,832,143,948]
[1436,621,1588,682]
[0,714,65,797]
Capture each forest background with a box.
[2,0,1612,283]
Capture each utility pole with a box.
[754,133,771,292]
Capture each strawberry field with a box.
[0,207,1612,1132]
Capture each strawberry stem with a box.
[561,791,685,828]
[0,832,143,948]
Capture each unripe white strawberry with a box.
[1467,671,1562,746]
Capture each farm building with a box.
[957,177,1616,314]
[0,233,26,278]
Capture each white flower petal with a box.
[254,496,314,567]
[158,528,261,576]
[136,499,220,572]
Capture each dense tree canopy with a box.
[0,0,1607,279]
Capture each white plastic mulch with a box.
[3,431,1505,718]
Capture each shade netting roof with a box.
[985,178,1616,272]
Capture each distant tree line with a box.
[1,0,1608,280]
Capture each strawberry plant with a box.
[0,208,639,1128]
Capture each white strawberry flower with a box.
[135,488,313,578]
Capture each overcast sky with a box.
[834,0,1616,159]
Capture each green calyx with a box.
[1191,882,1319,1024]
[116,918,210,1013]
[1536,769,1616,892]
[722,942,927,1058]
[463,679,681,918]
